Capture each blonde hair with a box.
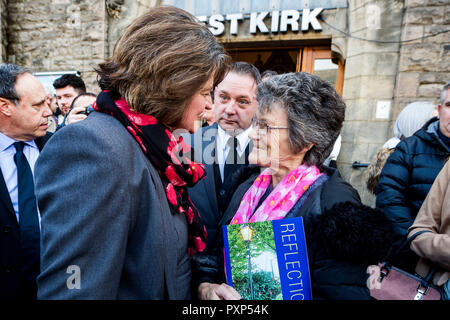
[96,6,230,127]
[365,148,395,194]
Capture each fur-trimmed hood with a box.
[309,201,394,265]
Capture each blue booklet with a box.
[222,217,312,300]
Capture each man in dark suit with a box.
[188,62,261,250]
[0,63,53,299]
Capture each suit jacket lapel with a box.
[0,168,17,225]
[0,132,51,226]
[245,139,253,164]
[35,132,52,151]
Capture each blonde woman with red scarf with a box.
[34,6,230,299]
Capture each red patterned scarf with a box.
[94,90,207,255]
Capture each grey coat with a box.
[35,112,191,299]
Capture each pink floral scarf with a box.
[230,164,324,224]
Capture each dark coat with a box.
[192,166,394,300]
[187,123,252,250]
[376,117,450,257]
[0,132,52,300]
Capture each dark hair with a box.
[261,70,278,79]
[0,64,32,104]
[441,80,450,105]
[96,6,230,127]
[53,74,86,94]
[257,72,345,167]
[70,92,97,109]
[229,62,262,85]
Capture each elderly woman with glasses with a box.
[194,72,393,300]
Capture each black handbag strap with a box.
[382,230,437,287]
[384,230,432,265]
[401,230,432,257]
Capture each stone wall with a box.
[106,0,159,57]
[0,0,7,62]
[6,0,107,92]
[339,0,450,206]
[393,0,450,119]
[338,0,404,206]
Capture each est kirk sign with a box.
[162,0,347,36]
[197,8,323,36]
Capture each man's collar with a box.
[217,125,252,152]
[0,131,38,152]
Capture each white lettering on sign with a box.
[209,14,225,36]
[280,10,300,32]
[301,8,323,31]
[250,11,270,34]
[271,11,280,32]
[226,13,244,35]
[197,8,324,36]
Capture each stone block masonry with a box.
[393,0,450,118]
[6,0,107,93]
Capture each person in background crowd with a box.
[408,159,450,300]
[46,95,61,133]
[0,64,52,300]
[201,91,215,127]
[383,101,437,150]
[188,62,261,251]
[324,134,341,168]
[53,74,86,118]
[193,72,393,300]
[34,6,230,299]
[60,92,97,127]
[366,100,437,194]
[376,81,450,272]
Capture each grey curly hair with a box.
[257,72,346,167]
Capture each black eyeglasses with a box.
[252,117,289,134]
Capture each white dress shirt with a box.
[0,131,40,224]
[216,125,252,182]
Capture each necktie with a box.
[13,142,40,283]
[224,137,239,180]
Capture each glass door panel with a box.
[313,58,338,87]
